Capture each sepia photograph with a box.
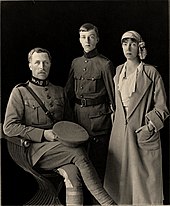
[1,0,170,205]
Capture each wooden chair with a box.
[3,135,64,206]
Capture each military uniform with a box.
[3,79,69,165]
[65,49,115,181]
[3,77,115,205]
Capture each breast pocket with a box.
[74,75,81,93]
[86,74,101,93]
[24,100,47,124]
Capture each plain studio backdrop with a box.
[1,0,170,205]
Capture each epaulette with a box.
[99,54,110,61]
[16,81,29,88]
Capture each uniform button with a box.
[85,60,88,63]
[93,137,99,143]
[80,95,83,98]
[49,103,53,107]
[81,77,84,80]
[92,77,95,81]
[83,68,86,71]
[47,95,51,99]
[80,86,83,89]
[44,87,48,91]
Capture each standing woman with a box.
[104,31,169,205]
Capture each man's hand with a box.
[43,129,57,142]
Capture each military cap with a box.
[53,121,89,147]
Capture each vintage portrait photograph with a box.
[1,0,170,205]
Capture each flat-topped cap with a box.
[53,121,89,147]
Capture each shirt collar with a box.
[122,61,143,78]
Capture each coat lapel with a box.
[127,64,152,119]
[114,65,127,122]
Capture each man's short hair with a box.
[79,23,99,38]
[28,47,52,62]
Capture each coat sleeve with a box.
[64,61,76,108]
[3,87,44,142]
[145,75,169,131]
[63,89,75,122]
[102,60,115,109]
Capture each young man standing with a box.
[65,23,115,183]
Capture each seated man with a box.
[3,47,116,206]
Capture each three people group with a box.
[3,23,169,205]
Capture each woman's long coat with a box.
[104,63,169,205]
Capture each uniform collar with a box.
[84,48,98,58]
[30,76,49,86]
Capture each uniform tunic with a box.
[104,63,169,204]
[65,49,115,136]
[65,49,115,181]
[3,81,69,165]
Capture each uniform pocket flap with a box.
[24,100,41,109]
[86,73,101,80]
[74,75,82,80]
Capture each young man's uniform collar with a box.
[84,48,98,59]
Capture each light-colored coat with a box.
[104,63,169,205]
